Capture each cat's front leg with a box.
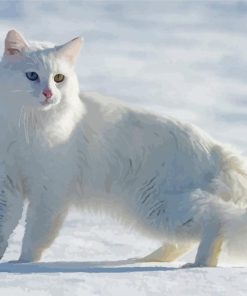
[18,196,68,263]
[0,175,24,259]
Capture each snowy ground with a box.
[1,0,247,295]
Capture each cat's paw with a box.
[8,259,31,264]
[17,251,41,263]
[0,239,8,260]
[181,262,207,268]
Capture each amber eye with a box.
[54,74,65,83]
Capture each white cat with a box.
[0,30,247,267]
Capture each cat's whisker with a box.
[30,108,33,129]
[18,107,31,145]
[31,108,36,130]
[23,110,30,145]
[18,106,25,129]
[28,111,32,143]
[27,111,32,145]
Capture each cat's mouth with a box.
[40,98,53,106]
[39,97,58,110]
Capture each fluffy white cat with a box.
[0,30,247,267]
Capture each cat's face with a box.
[0,30,83,112]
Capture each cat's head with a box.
[0,30,83,112]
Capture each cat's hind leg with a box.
[136,242,193,263]
[183,222,223,268]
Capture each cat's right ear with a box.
[55,37,83,65]
[4,30,28,59]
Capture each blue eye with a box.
[25,72,39,81]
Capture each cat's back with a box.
[80,92,220,190]
[80,91,217,156]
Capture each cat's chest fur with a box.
[4,112,81,199]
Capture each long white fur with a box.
[0,30,246,266]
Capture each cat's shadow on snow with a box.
[0,258,176,274]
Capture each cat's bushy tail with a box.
[213,145,247,261]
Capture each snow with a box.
[1,1,247,295]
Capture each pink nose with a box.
[42,89,53,99]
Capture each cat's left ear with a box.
[55,37,83,65]
[4,30,28,58]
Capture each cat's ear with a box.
[55,37,83,65]
[4,30,28,58]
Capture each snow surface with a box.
[1,1,247,295]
